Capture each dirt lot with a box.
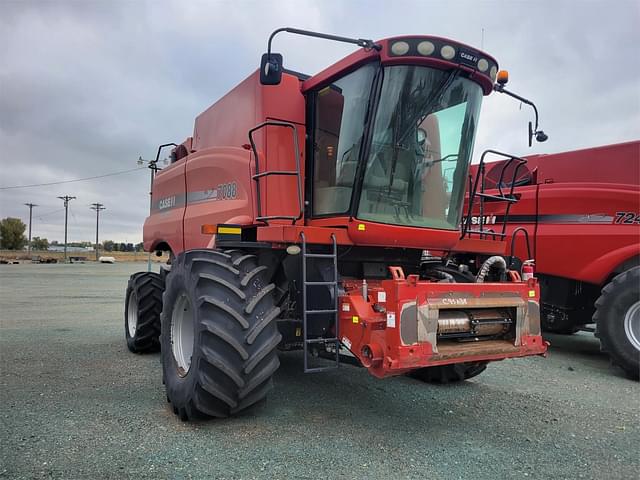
[1,262,638,479]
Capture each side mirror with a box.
[529,121,548,147]
[260,53,283,85]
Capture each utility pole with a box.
[57,195,76,263]
[90,203,106,262]
[24,203,37,254]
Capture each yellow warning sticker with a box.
[357,224,366,231]
[352,316,359,324]
[295,327,301,337]
[528,290,536,297]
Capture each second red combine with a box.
[125,28,548,420]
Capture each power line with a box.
[37,208,66,220]
[0,167,147,190]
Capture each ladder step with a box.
[305,253,335,259]
[306,309,337,314]
[304,281,337,286]
[305,338,339,344]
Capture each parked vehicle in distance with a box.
[465,141,640,378]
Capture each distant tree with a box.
[102,240,114,252]
[0,217,27,250]
[126,243,134,252]
[135,242,144,252]
[119,242,127,252]
[50,240,59,246]
[31,237,49,250]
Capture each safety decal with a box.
[386,312,396,328]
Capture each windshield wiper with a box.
[397,69,460,147]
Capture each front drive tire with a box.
[594,267,640,380]
[161,249,282,420]
[125,272,164,353]
[409,362,488,384]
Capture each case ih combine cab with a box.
[463,141,639,378]
[125,28,548,420]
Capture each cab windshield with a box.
[357,65,482,230]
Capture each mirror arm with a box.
[151,143,177,173]
[266,27,381,59]
[494,84,540,131]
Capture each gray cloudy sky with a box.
[1,0,638,243]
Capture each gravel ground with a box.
[1,262,638,479]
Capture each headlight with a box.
[390,41,410,55]
[440,45,456,60]
[417,41,435,56]
[490,66,498,82]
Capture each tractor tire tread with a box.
[125,272,164,353]
[593,267,639,379]
[162,249,280,420]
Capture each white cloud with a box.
[1,0,638,242]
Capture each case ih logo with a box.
[470,215,497,225]
[460,51,478,63]
[158,196,176,210]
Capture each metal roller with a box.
[437,309,512,337]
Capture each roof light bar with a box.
[388,37,498,85]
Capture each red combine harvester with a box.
[125,28,549,420]
[463,141,639,378]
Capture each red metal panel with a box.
[535,184,640,284]
[183,147,255,251]
[142,159,186,253]
[346,219,460,250]
[467,141,640,285]
[260,122,306,223]
[338,276,546,378]
[525,141,640,186]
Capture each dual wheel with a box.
[124,249,282,419]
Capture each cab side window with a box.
[312,64,376,215]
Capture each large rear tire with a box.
[594,267,640,380]
[124,272,163,353]
[161,249,281,420]
[409,362,488,384]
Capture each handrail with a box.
[461,149,528,240]
[248,121,304,225]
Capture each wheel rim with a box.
[127,291,138,338]
[624,300,640,351]
[171,293,195,376]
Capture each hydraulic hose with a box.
[434,270,455,283]
[476,256,507,283]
